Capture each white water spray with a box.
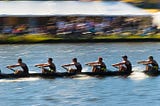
[0,77,40,83]
[129,66,148,81]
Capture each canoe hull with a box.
[0,71,132,79]
[143,70,160,76]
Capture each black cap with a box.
[18,58,22,61]
[148,56,153,59]
[98,57,103,60]
[48,58,53,61]
[73,58,77,62]
[122,55,127,58]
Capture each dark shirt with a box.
[49,63,56,72]
[75,62,82,72]
[100,62,106,71]
[21,63,29,74]
[125,60,132,72]
[151,60,159,67]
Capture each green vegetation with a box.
[0,34,160,44]
[0,34,64,43]
[94,34,160,40]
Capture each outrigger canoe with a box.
[143,70,160,76]
[0,71,133,79]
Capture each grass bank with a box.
[0,34,160,44]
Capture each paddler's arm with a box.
[112,62,125,67]
[6,64,20,68]
[137,60,149,64]
[35,63,48,67]
[85,62,98,66]
[61,63,74,67]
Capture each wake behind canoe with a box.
[0,71,133,79]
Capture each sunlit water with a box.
[1,43,160,106]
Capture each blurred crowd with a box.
[0,16,159,36]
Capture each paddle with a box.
[34,65,45,72]
[35,65,56,73]
[61,65,69,72]
[112,65,119,69]
[35,65,43,69]
[34,64,49,71]
[85,63,91,66]
[6,66,16,72]
[112,64,119,69]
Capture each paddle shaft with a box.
[35,66,47,71]
[112,65,119,69]
[7,67,16,72]
[61,66,69,72]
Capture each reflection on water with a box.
[0,77,40,83]
[0,43,160,105]
[72,74,93,80]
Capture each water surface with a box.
[0,43,160,106]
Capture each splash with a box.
[129,71,148,81]
[73,74,92,80]
[70,67,92,80]
[129,66,148,80]
[0,77,40,83]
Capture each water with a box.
[0,43,160,106]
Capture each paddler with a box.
[6,58,29,75]
[137,56,159,71]
[85,57,107,72]
[35,58,56,73]
[112,55,132,72]
[61,58,82,73]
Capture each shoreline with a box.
[0,34,160,44]
[1,38,160,44]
